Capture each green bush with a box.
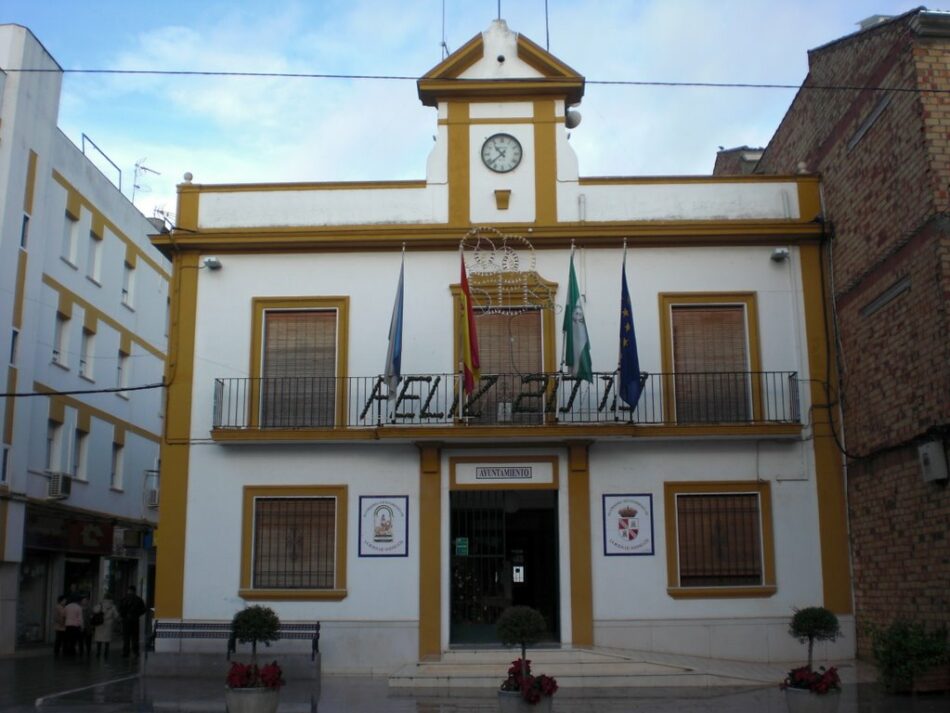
[497,606,546,662]
[231,605,280,660]
[789,607,841,670]
[869,620,949,691]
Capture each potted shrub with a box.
[496,606,558,711]
[781,607,842,713]
[869,620,949,693]
[225,606,285,713]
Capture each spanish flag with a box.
[460,254,480,394]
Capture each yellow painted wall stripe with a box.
[52,171,170,280]
[42,274,165,360]
[534,100,557,225]
[155,251,199,619]
[567,442,593,646]
[4,368,16,444]
[418,444,442,659]
[446,102,469,227]
[13,250,28,330]
[799,243,852,613]
[24,151,38,213]
[34,383,160,443]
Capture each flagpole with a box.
[458,243,464,420]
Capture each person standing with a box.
[92,596,118,658]
[63,596,83,656]
[52,596,67,656]
[80,596,93,656]
[118,585,146,657]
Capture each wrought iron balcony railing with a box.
[212,371,800,430]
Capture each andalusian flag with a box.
[459,254,480,394]
[562,252,592,382]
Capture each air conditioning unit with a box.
[112,526,142,550]
[146,488,159,508]
[47,472,72,500]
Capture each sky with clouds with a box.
[3,0,926,220]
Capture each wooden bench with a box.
[148,620,320,661]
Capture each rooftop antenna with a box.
[497,1,502,20]
[132,159,160,206]
[441,0,450,59]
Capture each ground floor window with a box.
[663,481,776,598]
[240,485,348,600]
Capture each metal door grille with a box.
[450,491,508,638]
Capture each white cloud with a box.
[49,0,923,219]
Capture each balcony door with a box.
[449,489,559,645]
[470,309,543,425]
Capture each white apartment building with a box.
[0,25,169,654]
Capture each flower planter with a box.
[498,689,553,712]
[225,686,280,713]
[784,687,840,713]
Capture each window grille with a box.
[253,497,336,589]
[676,492,762,587]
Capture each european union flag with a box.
[618,261,643,408]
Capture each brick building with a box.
[750,9,950,654]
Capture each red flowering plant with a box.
[496,607,558,705]
[500,658,559,704]
[227,605,285,690]
[781,665,841,694]
[781,606,842,695]
[226,661,285,690]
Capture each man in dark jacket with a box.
[118,585,146,657]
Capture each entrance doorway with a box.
[449,489,559,645]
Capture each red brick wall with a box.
[758,12,950,652]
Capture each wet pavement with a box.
[1,649,947,712]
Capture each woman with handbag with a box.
[92,596,118,658]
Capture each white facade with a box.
[0,25,170,654]
[154,21,853,673]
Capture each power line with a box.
[5,67,949,93]
[2,382,165,398]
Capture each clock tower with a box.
[418,20,585,228]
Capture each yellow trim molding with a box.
[799,243,851,613]
[155,251,199,619]
[248,296,350,428]
[567,441,593,646]
[239,484,348,599]
[447,101,470,226]
[533,99,557,224]
[24,150,38,213]
[32,383,160,441]
[418,443,442,660]
[42,274,165,360]
[52,171,170,280]
[658,292,764,422]
[663,480,776,599]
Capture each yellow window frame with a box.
[239,484,348,601]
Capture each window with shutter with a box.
[659,293,763,424]
[240,485,348,600]
[471,309,543,424]
[249,297,349,429]
[262,310,337,427]
[664,481,776,598]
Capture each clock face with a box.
[481,133,523,173]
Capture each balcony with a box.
[212,371,800,441]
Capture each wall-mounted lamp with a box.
[203,256,222,270]
[770,248,790,262]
